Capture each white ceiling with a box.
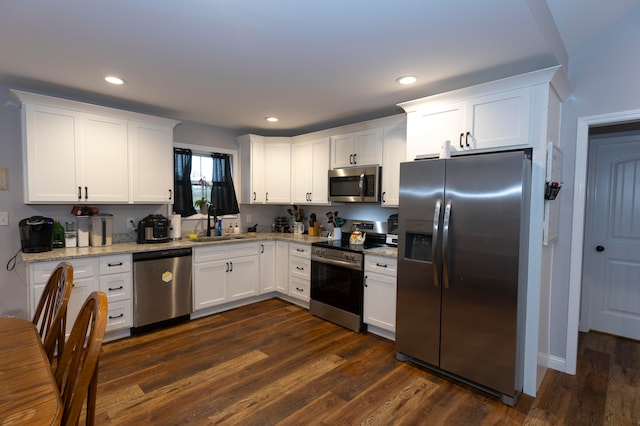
[0,1,637,136]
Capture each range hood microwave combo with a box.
[328,165,381,203]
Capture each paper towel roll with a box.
[170,214,182,240]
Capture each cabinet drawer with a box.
[290,257,310,279]
[289,243,311,259]
[195,242,258,263]
[365,255,397,277]
[289,276,310,302]
[105,299,132,332]
[99,272,132,302]
[31,257,98,285]
[99,254,131,275]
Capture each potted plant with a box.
[194,198,208,214]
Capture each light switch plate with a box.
[0,212,8,226]
[0,167,6,190]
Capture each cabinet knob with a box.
[596,245,605,252]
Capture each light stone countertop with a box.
[20,232,398,264]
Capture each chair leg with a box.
[86,365,99,426]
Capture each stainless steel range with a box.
[310,219,387,333]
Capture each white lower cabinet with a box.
[275,241,289,294]
[98,254,133,332]
[259,241,276,293]
[364,255,397,337]
[288,243,311,303]
[193,242,259,311]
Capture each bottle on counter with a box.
[234,223,240,234]
[53,220,65,248]
[217,219,222,236]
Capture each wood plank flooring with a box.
[84,299,640,425]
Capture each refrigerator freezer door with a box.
[396,159,445,366]
[439,150,527,396]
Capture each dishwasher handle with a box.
[133,247,192,262]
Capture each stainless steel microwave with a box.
[328,166,381,203]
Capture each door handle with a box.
[78,186,82,200]
[168,189,172,200]
[465,131,471,147]
[596,245,605,252]
[226,262,229,272]
[84,186,88,200]
[459,133,464,148]
[364,275,368,287]
[353,153,357,164]
[229,261,233,272]
[260,244,264,253]
[381,191,386,203]
[432,199,441,287]
[442,199,452,289]
[349,154,354,165]
[266,192,269,202]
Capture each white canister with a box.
[332,227,342,240]
[76,216,90,247]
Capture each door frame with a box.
[567,108,640,374]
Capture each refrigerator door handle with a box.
[432,199,441,287]
[442,199,452,289]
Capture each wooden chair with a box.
[54,291,108,426]
[32,261,74,363]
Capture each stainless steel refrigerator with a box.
[396,150,530,405]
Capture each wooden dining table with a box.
[0,318,63,425]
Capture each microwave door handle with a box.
[358,171,365,200]
[432,199,441,287]
[442,199,452,289]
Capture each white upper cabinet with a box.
[238,134,291,204]
[401,85,533,161]
[13,90,179,204]
[331,128,382,168]
[129,121,174,203]
[291,137,330,204]
[380,121,406,208]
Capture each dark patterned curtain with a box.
[173,148,197,217]
[210,153,240,216]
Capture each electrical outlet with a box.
[245,214,251,224]
[0,212,8,226]
[127,217,136,231]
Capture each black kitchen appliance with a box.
[137,214,170,243]
[19,216,54,253]
[310,219,388,332]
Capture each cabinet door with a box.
[381,122,406,207]
[331,134,356,168]
[250,140,266,203]
[407,101,463,161]
[465,87,531,151]
[363,272,396,332]
[193,260,228,310]
[291,142,313,204]
[264,143,291,204]
[129,121,174,203]
[259,242,276,293]
[79,113,129,202]
[275,241,289,294]
[228,255,259,301]
[353,129,382,166]
[310,138,330,204]
[23,103,81,202]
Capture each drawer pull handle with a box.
[296,266,304,271]
[109,313,124,319]
[296,248,304,252]
[296,287,304,292]
[107,262,123,267]
[108,286,124,291]
[376,263,387,268]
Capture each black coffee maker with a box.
[19,216,54,253]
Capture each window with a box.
[173,146,240,217]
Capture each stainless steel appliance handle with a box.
[311,256,362,271]
[432,199,441,287]
[358,171,365,199]
[442,199,452,289]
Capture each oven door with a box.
[311,258,364,315]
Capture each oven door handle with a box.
[311,256,362,271]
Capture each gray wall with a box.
[549,6,640,361]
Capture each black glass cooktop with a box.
[312,236,388,252]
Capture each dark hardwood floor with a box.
[85,299,639,425]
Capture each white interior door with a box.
[585,131,640,340]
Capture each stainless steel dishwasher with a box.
[132,247,193,331]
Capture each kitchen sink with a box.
[192,235,251,243]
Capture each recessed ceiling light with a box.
[105,75,125,85]
[396,75,418,85]
[265,117,279,123]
